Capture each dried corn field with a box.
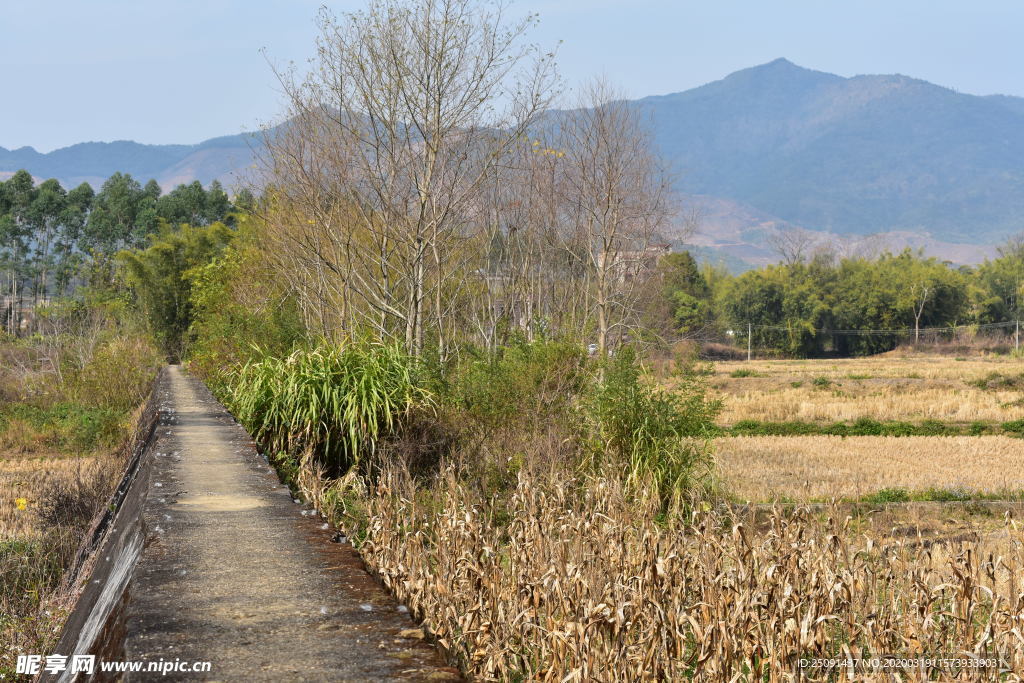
[283,352,1024,680]
[717,435,1024,501]
[708,355,1024,424]
[349,469,1024,681]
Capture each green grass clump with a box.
[968,421,994,435]
[862,487,910,503]
[729,368,762,378]
[811,376,832,388]
[729,420,818,436]
[970,371,1024,391]
[1001,419,1024,435]
[915,487,973,502]
[722,419,1008,438]
[227,342,430,474]
[0,402,124,452]
[585,347,721,508]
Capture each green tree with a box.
[85,172,149,255]
[27,178,68,303]
[118,221,234,359]
[639,251,715,339]
[975,235,1024,323]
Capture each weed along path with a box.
[122,366,457,681]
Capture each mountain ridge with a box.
[5,59,1024,266]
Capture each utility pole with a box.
[747,322,752,361]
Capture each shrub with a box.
[450,339,589,429]
[812,376,832,388]
[70,335,162,413]
[584,347,720,507]
[226,342,430,475]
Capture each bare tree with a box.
[911,282,930,345]
[260,0,557,358]
[767,227,816,266]
[557,80,673,357]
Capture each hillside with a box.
[0,132,262,190]
[642,58,1024,247]
[6,59,1024,263]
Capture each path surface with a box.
[123,366,457,681]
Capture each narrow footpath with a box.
[123,366,457,681]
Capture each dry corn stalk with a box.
[347,468,1024,681]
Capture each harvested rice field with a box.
[0,454,104,538]
[717,435,1024,501]
[707,354,1024,503]
[709,354,1024,424]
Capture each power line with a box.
[742,320,1018,337]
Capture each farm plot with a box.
[709,355,1024,424]
[717,434,1024,502]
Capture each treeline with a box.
[643,240,1024,357]
[0,169,248,334]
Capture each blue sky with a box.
[1,0,1022,152]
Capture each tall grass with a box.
[585,347,720,507]
[226,343,430,473]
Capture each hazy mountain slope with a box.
[0,133,263,190]
[639,59,1024,243]
[5,58,1024,253]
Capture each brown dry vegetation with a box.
[717,435,1024,502]
[0,453,122,671]
[0,455,106,538]
[0,330,160,677]
[708,355,1024,424]
[253,349,1024,680]
[330,467,1024,680]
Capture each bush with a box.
[70,335,162,413]
[226,342,430,475]
[584,347,721,507]
[450,339,589,429]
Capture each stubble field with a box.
[706,353,1024,504]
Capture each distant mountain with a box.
[6,58,1024,264]
[0,132,263,191]
[639,58,1024,248]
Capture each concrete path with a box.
[123,366,457,681]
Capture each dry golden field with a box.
[0,453,103,539]
[717,435,1024,501]
[710,354,1024,423]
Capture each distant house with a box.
[596,243,671,283]
[0,295,49,334]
